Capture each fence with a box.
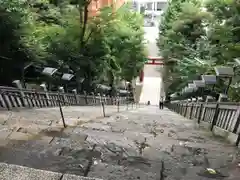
[168,101,240,146]
[0,86,129,111]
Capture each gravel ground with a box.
[0,106,239,180]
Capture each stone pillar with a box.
[12,80,27,106]
[192,98,197,102]
[84,91,88,105]
[58,86,64,93]
[103,94,107,104]
[205,95,215,103]
[218,93,228,102]
[40,83,50,106]
[98,93,102,105]
[72,89,78,104]
[197,97,203,102]
[59,86,68,105]
[91,92,96,105]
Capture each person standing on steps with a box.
[159,96,164,109]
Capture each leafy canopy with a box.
[0,0,146,94]
[158,0,240,101]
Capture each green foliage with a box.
[158,0,240,101]
[86,5,146,95]
[0,0,146,93]
[0,0,34,85]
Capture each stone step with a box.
[0,127,158,180]
[0,163,102,180]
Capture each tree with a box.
[0,0,40,85]
[205,0,240,101]
[158,0,209,93]
[159,0,240,101]
[0,0,146,96]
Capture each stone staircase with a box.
[0,105,158,180]
[0,120,155,180]
[134,83,143,103]
[1,106,240,180]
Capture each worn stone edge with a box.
[199,121,239,147]
[0,163,103,180]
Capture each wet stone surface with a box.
[0,106,240,180]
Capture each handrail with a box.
[0,86,130,110]
[167,101,240,146]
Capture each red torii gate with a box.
[145,56,164,65]
[139,56,164,82]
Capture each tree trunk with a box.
[79,0,90,48]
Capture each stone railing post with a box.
[72,89,78,105]
[197,103,204,124]
[98,93,102,105]
[103,94,106,104]
[91,92,96,105]
[217,93,228,102]
[12,80,27,106]
[40,83,50,106]
[211,103,220,131]
[84,91,88,105]
[59,86,67,105]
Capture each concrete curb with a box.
[198,121,239,147]
[213,126,238,145]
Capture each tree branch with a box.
[0,55,11,60]
[79,0,93,48]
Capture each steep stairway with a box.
[0,108,158,180]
